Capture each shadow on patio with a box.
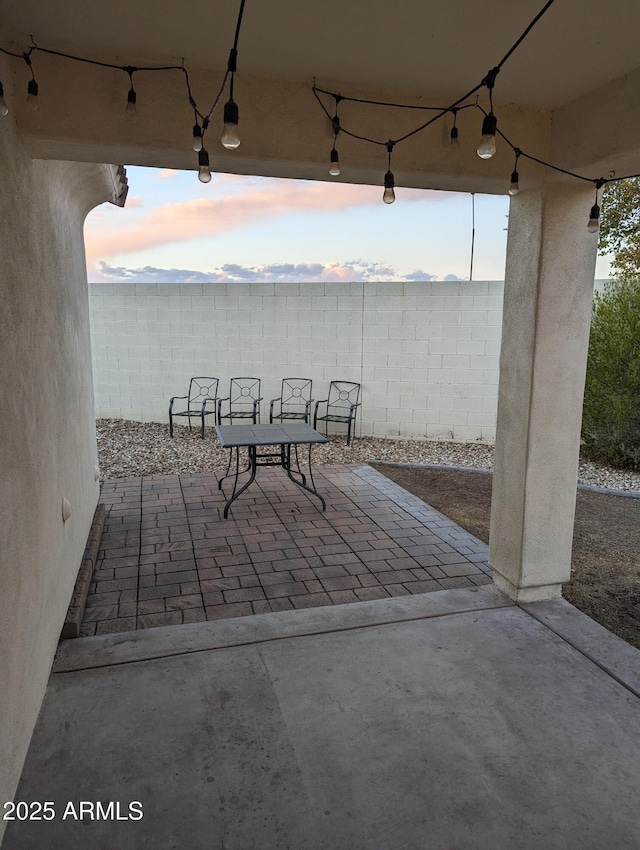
[4,466,640,849]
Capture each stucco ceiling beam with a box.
[550,65,640,180]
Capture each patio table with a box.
[215,423,328,517]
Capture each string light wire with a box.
[1,0,639,214]
[0,0,247,163]
[311,0,640,223]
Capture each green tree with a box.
[599,177,640,276]
[582,276,640,468]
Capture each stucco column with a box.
[489,181,597,602]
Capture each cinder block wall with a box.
[89,280,504,440]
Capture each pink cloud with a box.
[84,179,436,263]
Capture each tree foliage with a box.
[582,277,640,468]
[599,178,640,276]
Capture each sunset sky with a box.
[84,166,612,283]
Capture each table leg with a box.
[218,446,251,491]
[282,443,326,511]
[219,446,258,518]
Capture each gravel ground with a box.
[96,419,640,492]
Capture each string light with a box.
[25,78,38,109]
[221,98,240,149]
[329,98,341,175]
[587,180,605,233]
[0,0,638,232]
[197,148,211,183]
[587,203,600,233]
[0,0,247,182]
[477,112,497,159]
[125,67,137,116]
[477,67,499,159]
[329,147,340,176]
[21,51,39,110]
[508,149,521,195]
[192,123,203,152]
[450,108,460,149]
[311,0,640,227]
[383,142,396,204]
[221,42,241,149]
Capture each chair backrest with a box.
[327,381,361,411]
[281,377,312,411]
[188,377,218,404]
[229,377,261,410]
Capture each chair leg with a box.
[200,414,205,439]
[347,413,356,446]
[169,412,174,438]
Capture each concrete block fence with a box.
[89,280,504,441]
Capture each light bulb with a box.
[587,204,600,233]
[26,79,38,111]
[0,83,8,117]
[192,123,203,152]
[477,112,497,159]
[221,98,240,149]
[450,126,459,149]
[329,148,340,176]
[383,170,395,204]
[508,170,520,196]
[198,149,211,184]
[477,135,496,159]
[126,88,137,116]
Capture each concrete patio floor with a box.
[82,464,492,636]
[4,584,640,849]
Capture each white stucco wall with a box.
[0,66,115,827]
[89,280,504,441]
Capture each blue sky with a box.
[84,166,612,283]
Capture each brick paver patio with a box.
[81,464,492,636]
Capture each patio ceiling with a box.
[3,0,640,110]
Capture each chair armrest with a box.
[169,394,188,412]
[217,396,230,418]
[202,398,217,412]
[313,399,327,427]
[270,397,282,417]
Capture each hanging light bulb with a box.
[477,112,497,159]
[126,87,137,116]
[383,170,395,204]
[192,123,203,152]
[26,79,39,111]
[329,148,340,177]
[449,108,459,149]
[0,82,8,117]
[508,170,520,196]
[221,98,240,149]
[198,148,211,183]
[587,203,600,233]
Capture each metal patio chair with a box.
[217,377,263,424]
[269,378,314,424]
[168,377,219,438]
[313,381,361,446]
